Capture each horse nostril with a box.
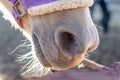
[57,32,80,55]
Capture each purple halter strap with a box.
[10,0,56,9]
[9,0,57,28]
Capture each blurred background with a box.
[0,0,120,80]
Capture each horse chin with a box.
[36,50,85,71]
[48,53,85,70]
[35,49,84,70]
[38,55,83,71]
[34,46,84,71]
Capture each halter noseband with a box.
[9,0,94,28]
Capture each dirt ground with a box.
[0,1,120,80]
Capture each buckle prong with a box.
[13,0,26,19]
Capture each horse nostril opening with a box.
[59,32,80,54]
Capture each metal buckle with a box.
[13,0,26,19]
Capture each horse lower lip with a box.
[32,34,42,53]
[32,34,52,67]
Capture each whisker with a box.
[16,50,51,77]
[8,39,31,55]
[7,38,51,77]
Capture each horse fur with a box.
[0,0,102,78]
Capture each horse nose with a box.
[54,23,100,57]
[55,31,87,56]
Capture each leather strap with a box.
[10,0,56,9]
[9,0,26,28]
[9,0,56,28]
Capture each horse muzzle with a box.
[30,7,99,70]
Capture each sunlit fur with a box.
[0,2,19,29]
[0,1,51,77]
